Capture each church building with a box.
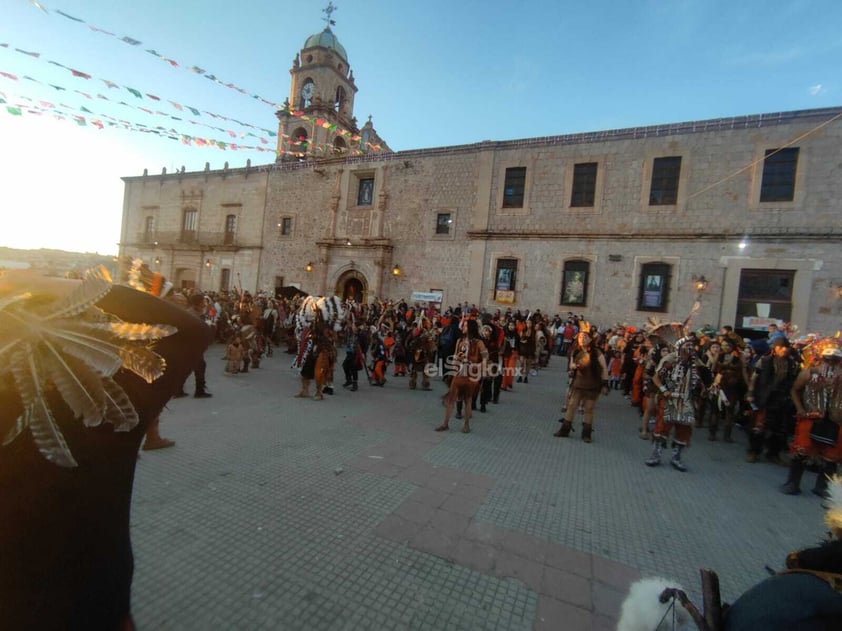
[119,17,842,335]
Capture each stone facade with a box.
[119,27,842,335]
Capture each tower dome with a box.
[303,27,347,62]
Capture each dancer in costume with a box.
[436,318,488,433]
[553,325,610,443]
[406,317,435,391]
[0,267,210,629]
[781,337,842,497]
[645,335,703,471]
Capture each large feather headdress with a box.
[0,266,177,467]
[644,301,701,349]
[800,332,842,368]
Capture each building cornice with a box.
[121,105,842,182]
[467,229,842,242]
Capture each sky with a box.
[2,0,839,255]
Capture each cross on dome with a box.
[322,2,338,28]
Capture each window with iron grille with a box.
[357,178,374,206]
[637,262,671,312]
[760,148,799,202]
[144,216,155,240]
[649,157,682,206]
[502,167,526,208]
[570,163,597,207]
[181,208,197,242]
[224,214,236,245]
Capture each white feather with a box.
[617,577,695,631]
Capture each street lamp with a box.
[692,275,709,293]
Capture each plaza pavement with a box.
[130,345,827,630]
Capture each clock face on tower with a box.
[300,80,315,107]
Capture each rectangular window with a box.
[280,217,292,236]
[435,213,452,235]
[181,209,197,243]
[220,268,231,292]
[144,216,155,238]
[224,214,236,245]
[759,148,799,202]
[502,167,526,208]
[735,269,794,332]
[637,263,671,312]
[570,163,597,207]
[494,258,518,303]
[357,178,374,206]
[649,156,682,206]
[561,260,589,306]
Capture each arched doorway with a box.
[335,270,368,304]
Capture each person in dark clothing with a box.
[438,316,461,382]
[0,270,211,631]
[342,323,366,391]
[746,337,800,465]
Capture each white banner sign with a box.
[411,291,443,303]
[741,316,783,330]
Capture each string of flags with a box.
[2,40,376,149]
[10,2,386,156]
[25,0,283,109]
[0,42,277,137]
[0,89,384,157]
[0,65,275,143]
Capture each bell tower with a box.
[276,3,359,160]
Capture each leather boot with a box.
[295,379,311,398]
[581,424,593,443]
[645,439,665,467]
[780,457,806,495]
[812,462,837,498]
[553,420,573,438]
[723,421,734,443]
[670,445,687,472]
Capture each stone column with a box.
[318,244,329,296]
[371,166,388,238]
[325,169,343,239]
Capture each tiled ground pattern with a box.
[130,347,825,629]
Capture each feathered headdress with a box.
[801,332,842,367]
[124,258,173,298]
[825,474,842,537]
[644,301,700,350]
[0,266,177,467]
